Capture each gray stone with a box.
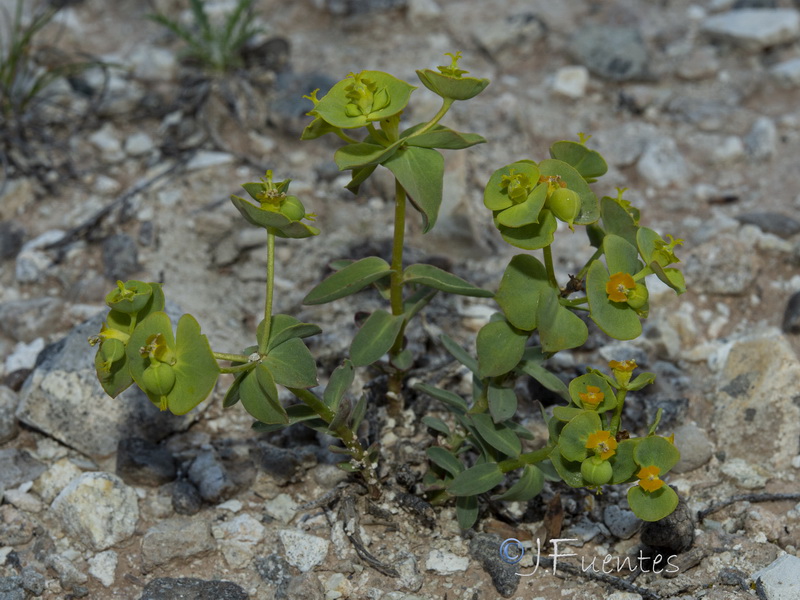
[0,449,45,491]
[14,250,51,283]
[102,234,140,281]
[141,516,215,569]
[211,513,266,568]
[736,212,800,238]
[592,122,659,168]
[88,123,124,160]
[683,234,759,295]
[31,457,84,504]
[46,553,88,590]
[0,386,19,444]
[88,550,118,587]
[469,534,520,598]
[279,573,324,600]
[16,312,194,459]
[672,423,714,473]
[116,437,177,487]
[313,0,406,15]
[702,8,800,50]
[603,505,642,540]
[0,505,37,546]
[250,442,316,486]
[188,449,237,503]
[172,479,203,515]
[0,221,25,261]
[139,578,249,600]
[0,577,24,600]
[570,25,650,81]
[51,472,139,551]
[0,297,61,342]
[753,554,800,599]
[713,329,800,470]
[254,553,291,585]
[425,548,469,574]
[636,137,690,188]
[19,567,45,596]
[783,291,800,334]
[4,338,44,374]
[279,529,330,572]
[745,116,778,161]
[721,458,769,489]
[129,46,178,82]
[472,12,546,58]
[771,57,800,87]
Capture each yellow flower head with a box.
[585,430,618,460]
[606,272,635,303]
[609,359,637,372]
[579,385,604,409]
[637,465,664,492]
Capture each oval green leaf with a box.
[493,464,545,502]
[628,484,679,522]
[558,410,602,462]
[303,257,392,305]
[447,462,504,496]
[476,318,528,378]
[350,309,405,367]
[384,146,444,233]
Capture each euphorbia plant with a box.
[89,53,686,525]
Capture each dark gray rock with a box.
[783,291,800,334]
[141,517,215,570]
[188,449,237,503]
[250,442,316,486]
[736,212,800,238]
[468,534,519,598]
[172,479,203,515]
[570,25,650,81]
[254,554,292,586]
[0,576,25,600]
[116,437,177,487]
[0,221,25,261]
[268,72,336,137]
[139,577,248,600]
[277,573,323,600]
[641,491,695,555]
[102,234,140,281]
[19,567,45,596]
[0,449,45,491]
[16,312,194,459]
[0,297,61,343]
[603,505,642,540]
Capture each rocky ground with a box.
[2,0,800,598]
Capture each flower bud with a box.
[105,280,152,314]
[581,456,613,485]
[548,188,580,226]
[141,362,176,396]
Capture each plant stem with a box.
[289,387,380,495]
[219,363,257,375]
[334,130,359,144]
[498,446,552,473]
[609,389,627,436]
[258,230,276,355]
[542,245,559,289]
[407,97,454,138]
[576,246,604,280]
[387,178,407,416]
[213,352,250,363]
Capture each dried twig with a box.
[698,492,800,520]
[539,556,662,600]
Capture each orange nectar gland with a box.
[609,359,637,386]
[637,465,664,492]
[606,272,635,303]
[579,385,604,409]
[585,430,617,460]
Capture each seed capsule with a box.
[280,196,306,221]
[548,188,581,226]
[581,456,613,485]
[141,362,176,396]
[626,283,649,309]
